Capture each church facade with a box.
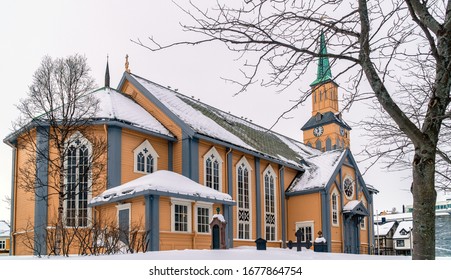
[5,34,377,256]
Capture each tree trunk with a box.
[55,168,66,256]
[411,145,437,260]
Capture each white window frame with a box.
[263,165,277,241]
[116,203,131,243]
[116,203,131,229]
[203,147,223,192]
[133,140,159,174]
[195,202,213,234]
[331,189,339,227]
[236,156,252,240]
[171,199,192,233]
[63,131,92,228]
[396,239,405,248]
[295,221,314,243]
[0,240,5,250]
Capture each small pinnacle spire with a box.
[310,31,333,87]
[105,55,110,88]
[125,54,131,73]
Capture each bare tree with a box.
[13,54,107,256]
[2,195,11,210]
[134,0,450,259]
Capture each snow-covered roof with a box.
[93,87,173,137]
[374,221,396,236]
[0,220,10,237]
[343,200,361,211]
[129,74,320,168]
[211,214,226,223]
[374,213,413,223]
[286,150,345,192]
[393,221,413,239]
[90,170,234,206]
[365,184,379,193]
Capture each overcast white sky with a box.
[1,0,436,223]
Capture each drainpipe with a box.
[279,165,286,248]
[225,147,233,248]
[10,145,17,256]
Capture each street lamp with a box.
[376,210,380,255]
[409,226,413,257]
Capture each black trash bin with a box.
[314,241,327,252]
[255,238,267,250]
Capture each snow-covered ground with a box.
[1,247,448,280]
[0,246,410,260]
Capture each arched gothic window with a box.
[237,157,252,240]
[326,138,332,151]
[203,147,223,191]
[134,140,159,174]
[264,165,277,241]
[331,190,339,226]
[316,139,322,151]
[65,132,91,227]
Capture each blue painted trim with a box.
[181,134,199,182]
[254,157,261,239]
[223,204,231,249]
[279,165,286,248]
[145,195,151,251]
[323,150,348,194]
[194,133,304,172]
[339,167,344,252]
[9,145,17,256]
[119,72,195,137]
[325,192,332,252]
[4,117,176,146]
[107,126,122,189]
[182,132,190,178]
[34,126,49,256]
[151,195,160,251]
[168,142,173,171]
[285,187,323,197]
[191,137,199,182]
[145,195,160,251]
[322,190,331,252]
[89,189,236,207]
[227,149,233,248]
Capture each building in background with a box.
[0,220,10,255]
[374,220,397,255]
[393,221,413,256]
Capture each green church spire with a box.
[310,31,333,87]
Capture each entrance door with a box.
[344,215,360,254]
[212,225,220,249]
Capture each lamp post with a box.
[409,226,413,257]
[376,210,380,255]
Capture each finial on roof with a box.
[125,54,131,73]
[310,31,333,87]
[105,55,110,88]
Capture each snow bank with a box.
[91,170,233,205]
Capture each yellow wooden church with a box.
[4,33,377,256]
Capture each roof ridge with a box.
[131,73,315,152]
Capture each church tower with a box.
[301,32,351,151]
